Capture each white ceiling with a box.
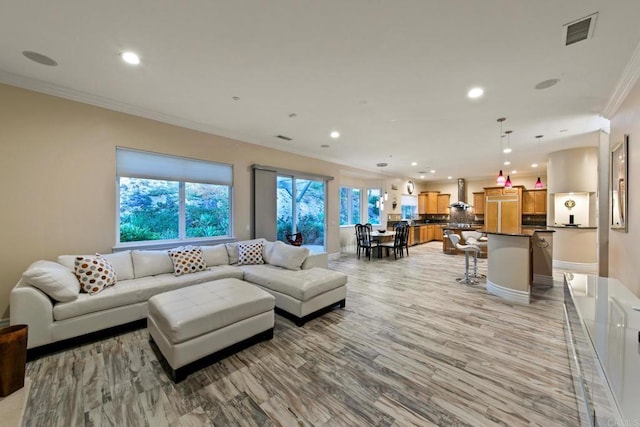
[2,1,640,182]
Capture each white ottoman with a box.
[147,278,275,381]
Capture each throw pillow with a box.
[22,260,80,302]
[225,238,266,264]
[269,244,310,271]
[131,250,174,278]
[58,250,134,281]
[237,241,265,266]
[168,246,207,276]
[74,255,117,295]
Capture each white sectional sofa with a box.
[10,239,347,351]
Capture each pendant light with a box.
[534,135,544,188]
[504,130,513,188]
[496,118,506,186]
[376,162,388,211]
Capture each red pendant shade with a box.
[496,169,506,186]
[504,175,512,188]
[535,177,544,189]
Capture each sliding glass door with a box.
[276,175,325,250]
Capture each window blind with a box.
[116,147,233,185]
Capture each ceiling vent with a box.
[563,13,598,46]
[275,135,292,141]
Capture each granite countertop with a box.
[485,227,555,237]
[548,225,597,229]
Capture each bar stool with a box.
[447,234,479,285]
[462,231,487,279]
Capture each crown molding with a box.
[0,69,260,143]
[602,40,640,119]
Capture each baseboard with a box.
[533,274,554,287]
[486,280,530,304]
[0,318,9,328]
[328,252,341,261]
[553,260,598,274]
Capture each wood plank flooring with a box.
[21,242,579,426]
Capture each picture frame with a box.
[611,134,628,231]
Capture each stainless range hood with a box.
[450,178,471,209]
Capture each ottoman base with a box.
[148,310,273,382]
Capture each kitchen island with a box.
[486,228,554,304]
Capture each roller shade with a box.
[116,147,233,186]
[401,195,417,206]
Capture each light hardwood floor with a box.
[21,242,579,426]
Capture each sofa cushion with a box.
[262,240,283,265]
[240,265,347,301]
[269,244,309,271]
[226,238,266,265]
[237,241,264,266]
[53,265,244,321]
[201,244,229,267]
[74,255,117,295]
[58,251,134,281]
[168,246,207,276]
[131,250,174,278]
[22,260,80,302]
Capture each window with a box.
[116,148,232,244]
[339,186,361,225]
[367,188,381,225]
[401,195,417,220]
[277,176,326,247]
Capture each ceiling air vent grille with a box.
[275,135,292,141]
[563,13,598,46]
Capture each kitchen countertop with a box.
[548,225,597,229]
[485,227,554,237]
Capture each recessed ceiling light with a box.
[121,51,140,65]
[22,51,58,66]
[531,163,538,168]
[420,175,425,179]
[330,131,340,138]
[320,144,330,148]
[430,170,436,174]
[467,87,484,98]
[447,176,452,180]
[504,161,511,165]
[503,147,512,154]
[512,170,517,174]
[411,162,417,166]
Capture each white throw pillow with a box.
[201,244,229,266]
[269,244,310,271]
[57,251,134,281]
[226,238,266,265]
[131,250,174,278]
[237,241,265,266]
[74,255,117,295]
[168,246,207,276]
[22,260,80,302]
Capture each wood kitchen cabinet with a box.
[522,189,547,214]
[426,224,435,241]
[473,192,485,214]
[436,194,450,214]
[418,192,439,214]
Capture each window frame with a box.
[339,186,362,226]
[115,148,234,249]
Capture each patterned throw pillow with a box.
[237,241,265,266]
[74,255,117,295]
[168,246,207,276]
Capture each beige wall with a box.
[609,77,640,297]
[0,84,377,319]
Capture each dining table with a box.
[370,230,396,258]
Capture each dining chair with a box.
[380,225,406,259]
[355,224,377,260]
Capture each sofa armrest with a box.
[302,252,328,270]
[10,280,55,349]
